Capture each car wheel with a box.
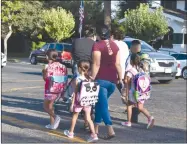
[158,80,172,84]
[182,67,187,80]
[30,55,37,65]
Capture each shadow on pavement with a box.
[2,95,187,143]
[20,72,42,76]
[2,132,49,143]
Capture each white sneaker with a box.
[87,134,98,142]
[53,115,61,129]
[45,124,55,130]
[64,130,74,138]
[121,121,132,127]
[147,116,154,129]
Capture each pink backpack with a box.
[47,62,68,94]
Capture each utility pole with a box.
[104,1,111,30]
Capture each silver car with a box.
[124,38,178,84]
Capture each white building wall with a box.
[167,19,183,33]
[176,1,185,11]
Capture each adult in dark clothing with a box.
[71,26,96,130]
[72,26,97,75]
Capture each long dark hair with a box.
[46,49,58,62]
[77,60,91,79]
[130,53,140,70]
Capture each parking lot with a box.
[1,62,187,143]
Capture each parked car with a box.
[175,60,182,79]
[171,53,187,80]
[158,48,179,55]
[1,52,7,68]
[29,43,73,68]
[124,38,178,84]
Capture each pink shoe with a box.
[87,134,98,142]
[64,130,74,138]
[121,121,132,127]
[147,116,154,129]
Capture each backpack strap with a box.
[125,54,131,70]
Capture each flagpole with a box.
[79,0,84,38]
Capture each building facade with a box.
[160,0,187,53]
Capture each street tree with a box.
[14,1,43,40]
[42,1,104,38]
[117,0,148,19]
[41,7,75,42]
[1,0,23,57]
[121,4,169,42]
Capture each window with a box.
[184,34,187,44]
[171,54,178,59]
[173,33,183,44]
[63,44,72,52]
[49,43,55,49]
[125,41,131,49]
[185,1,187,11]
[141,42,155,52]
[124,40,155,52]
[171,54,187,60]
[55,44,63,51]
[41,44,48,51]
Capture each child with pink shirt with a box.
[64,60,98,142]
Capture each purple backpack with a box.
[129,69,151,102]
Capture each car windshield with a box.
[125,40,156,52]
[141,42,156,52]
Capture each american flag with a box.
[79,0,84,38]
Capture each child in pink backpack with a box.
[64,60,98,142]
[121,53,154,129]
[42,49,67,130]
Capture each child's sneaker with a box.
[45,124,55,130]
[87,134,98,143]
[147,116,154,129]
[64,130,74,138]
[121,121,132,127]
[53,115,61,129]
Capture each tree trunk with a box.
[4,25,13,57]
[104,1,111,30]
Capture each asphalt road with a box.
[1,62,187,143]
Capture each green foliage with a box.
[42,1,104,37]
[41,7,75,42]
[121,4,169,42]
[111,19,125,34]
[1,0,23,37]
[32,41,46,51]
[14,1,43,38]
[117,0,148,19]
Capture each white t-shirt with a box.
[114,40,129,77]
[125,54,132,72]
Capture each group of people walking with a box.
[42,25,154,142]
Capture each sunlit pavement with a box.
[1,62,186,143]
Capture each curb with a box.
[7,59,20,63]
